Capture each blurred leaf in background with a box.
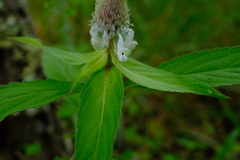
[23,142,42,157]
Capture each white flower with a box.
[124,28,138,52]
[117,33,129,62]
[90,25,110,50]
[116,28,138,62]
[90,24,138,62]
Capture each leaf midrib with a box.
[115,58,226,98]
[0,91,69,120]
[0,88,75,103]
[93,69,109,159]
[119,62,188,91]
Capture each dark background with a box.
[1,0,240,159]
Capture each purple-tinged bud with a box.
[91,0,130,33]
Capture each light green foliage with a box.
[113,56,226,98]
[70,51,108,92]
[42,46,83,120]
[159,47,240,87]
[12,37,102,66]
[0,80,81,121]
[43,46,103,65]
[42,52,82,81]
[10,37,43,48]
[74,68,123,160]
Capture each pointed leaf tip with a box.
[113,57,227,98]
[10,37,43,48]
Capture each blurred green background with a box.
[27,0,240,159]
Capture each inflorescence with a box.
[90,0,137,62]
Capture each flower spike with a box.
[90,0,137,62]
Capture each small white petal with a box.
[90,26,97,37]
[132,40,138,45]
[125,40,138,51]
[117,34,125,50]
[103,30,109,40]
[117,52,128,62]
[117,33,130,62]
[117,33,129,52]
[125,29,134,42]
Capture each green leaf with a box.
[57,94,79,118]
[10,37,43,48]
[74,67,124,160]
[71,51,108,92]
[113,57,227,98]
[43,46,104,65]
[42,52,82,81]
[0,79,81,121]
[12,37,104,65]
[158,47,240,87]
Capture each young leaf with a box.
[74,67,124,160]
[43,46,104,65]
[42,52,82,81]
[158,47,240,87]
[113,57,227,98]
[70,51,108,92]
[0,79,81,121]
[10,37,43,48]
[12,37,104,65]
